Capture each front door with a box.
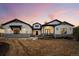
[36,31,38,35]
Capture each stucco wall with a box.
[2,22,32,34]
[32,30,41,35]
[55,24,74,35]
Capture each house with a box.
[1,18,74,38]
[2,19,32,35]
[42,19,74,38]
[54,21,74,38]
[0,25,5,37]
[0,25,5,33]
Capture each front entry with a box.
[36,31,38,35]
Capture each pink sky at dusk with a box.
[0,3,79,26]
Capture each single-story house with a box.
[41,19,74,38]
[1,18,74,38]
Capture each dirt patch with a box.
[0,39,79,56]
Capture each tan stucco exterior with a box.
[32,30,41,35]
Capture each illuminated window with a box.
[45,29,51,34]
[44,26,53,34]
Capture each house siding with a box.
[54,24,74,38]
[32,30,41,35]
[3,21,32,34]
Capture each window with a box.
[44,26,53,34]
[45,29,51,34]
[13,28,20,34]
[35,25,39,27]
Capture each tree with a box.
[0,25,4,37]
[74,26,79,41]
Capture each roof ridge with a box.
[2,18,32,28]
[44,19,62,25]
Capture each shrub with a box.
[74,26,79,41]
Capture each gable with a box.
[48,21,61,25]
[55,21,74,27]
[62,21,74,26]
[2,19,32,28]
[2,19,27,25]
[55,24,74,28]
[44,19,62,25]
[33,23,42,30]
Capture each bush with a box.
[74,26,79,41]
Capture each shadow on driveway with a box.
[0,42,10,56]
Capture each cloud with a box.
[48,9,67,19]
[74,9,79,16]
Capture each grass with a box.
[0,39,79,56]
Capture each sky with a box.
[0,3,79,26]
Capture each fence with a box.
[0,33,31,38]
